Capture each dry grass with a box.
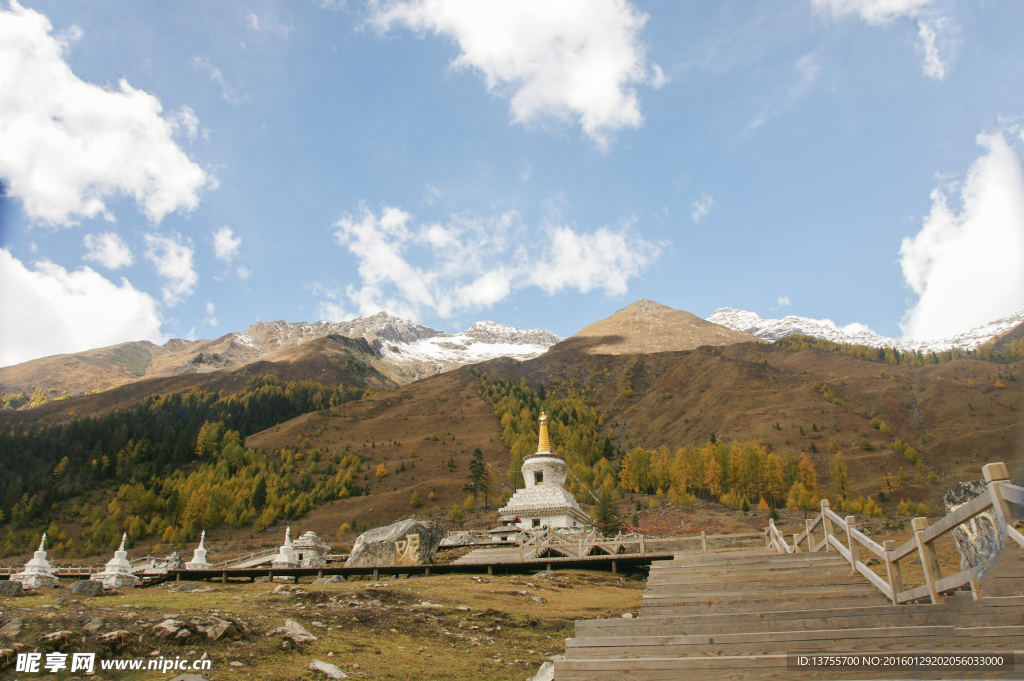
[1,569,644,680]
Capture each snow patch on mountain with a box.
[707,307,1024,353]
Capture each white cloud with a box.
[213,226,242,262]
[899,131,1024,340]
[204,300,218,327]
[0,2,209,225]
[330,205,659,320]
[777,296,791,307]
[369,0,663,148]
[916,19,946,81]
[528,224,657,296]
[0,248,164,367]
[192,56,247,105]
[82,232,133,270]
[143,233,198,307]
[168,106,201,141]
[811,0,932,25]
[691,193,716,222]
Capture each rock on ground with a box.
[0,619,23,638]
[153,620,193,641]
[530,661,555,681]
[69,580,105,597]
[269,619,317,645]
[313,575,344,584]
[310,659,350,679]
[196,617,239,642]
[0,581,24,597]
[83,618,104,634]
[345,518,444,567]
[169,582,201,593]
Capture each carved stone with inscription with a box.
[943,480,1001,571]
[344,518,444,568]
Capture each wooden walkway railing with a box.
[766,461,1023,605]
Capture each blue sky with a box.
[2,0,1024,366]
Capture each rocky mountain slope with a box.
[561,299,757,355]
[708,306,1024,353]
[0,312,561,399]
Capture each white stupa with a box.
[91,533,139,589]
[271,526,298,569]
[185,530,212,570]
[11,533,59,589]
[497,412,590,532]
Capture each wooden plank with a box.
[897,583,932,603]
[999,483,1024,506]
[913,518,945,604]
[918,492,994,544]
[890,536,917,561]
[828,535,850,561]
[848,527,886,559]
[854,561,893,600]
[884,539,902,607]
[1007,524,1024,549]
[823,507,847,531]
[931,564,982,595]
[566,625,950,649]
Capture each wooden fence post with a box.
[882,540,901,605]
[983,463,1013,530]
[805,519,814,552]
[820,500,832,553]
[912,517,944,604]
[845,516,859,574]
[701,531,707,552]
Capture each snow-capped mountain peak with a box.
[707,306,1024,353]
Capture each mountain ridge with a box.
[708,306,1024,354]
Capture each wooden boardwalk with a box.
[556,461,1024,680]
[556,547,1024,680]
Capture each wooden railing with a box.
[518,528,647,562]
[765,462,1023,605]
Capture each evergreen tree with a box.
[464,448,488,507]
[594,491,621,537]
[251,476,267,511]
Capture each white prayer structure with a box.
[10,533,59,589]
[497,412,590,532]
[91,533,139,589]
[185,530,212,570]
[271,526,299,569]
[292,530,331,567]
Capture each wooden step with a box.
[574,603,1024,638]
[642,596,888,615]
[554,651,1024,681]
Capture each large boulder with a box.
[196,617,240,642]
[0,581,24,598]
[345,519,444,568]
[943,480,1002,571]
[69,580,105,597]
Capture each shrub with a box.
[870,418,881,429]
[448,504,464,525]
[410,491,421,508]
[463,495,476,512]
[338,522,351,535]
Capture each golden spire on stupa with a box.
[537,412,551,453]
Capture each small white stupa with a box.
[11,533,59,589]
[497,412,590,532]
[185,530,212,570]
[271,526,298,569]
[91,533,139,589]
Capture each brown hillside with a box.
[243,368,509,539]
[560,299,758,355]
[0,334,398,425]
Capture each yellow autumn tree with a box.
[376,463,389,480]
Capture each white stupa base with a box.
[184,562,212,571]
[271,560,298,569]
[11,572,59,590]
[91,571,139,589]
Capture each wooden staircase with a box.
[556,547,1024,679]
